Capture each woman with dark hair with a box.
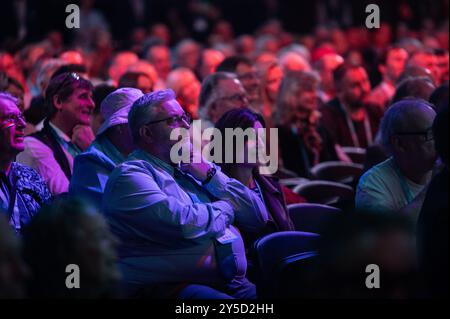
[215,108,295,250]
[16,72,95,195]
[275,71,341,178]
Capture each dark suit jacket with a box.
[320,98,383,148]
[278,125,339,178]
[417,167,449,297]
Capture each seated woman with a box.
[274,71,344,178]
[214,108,295,251]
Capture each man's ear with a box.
[208,102,217,122]
[52,95,63,112]
[391,135,405,153]
[139,125,153,142]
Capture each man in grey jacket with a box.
[103,89,269,299]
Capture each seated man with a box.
[368,45,408,110]
[0,93,51,234]
[320,64,383,148]
[216,56,262,114]
[356,99,437,221]
[70,88,143,207]
[198,72,249,129]
[17,72,95,195]
[102,89,268,299]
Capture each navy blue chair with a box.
[277,251,318,298]
[253,231,320,298]
[287,203,342,234]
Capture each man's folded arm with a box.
[103,166,235,240]
[204,169,269,232]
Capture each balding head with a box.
[279,51,311,73]
[108,52,139,84]
[199,49,225,79]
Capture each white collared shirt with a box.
[16,121,74,195]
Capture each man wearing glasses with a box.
[216,56,262,114]
[103,89,268,299]
[198,72,249,128]
[0,92,51,234]
[356,99,438,221]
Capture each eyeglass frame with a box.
[144,112,192,126]
[394,127,434,141]
[0,112,26,129]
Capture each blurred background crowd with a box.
[0,0,448,299]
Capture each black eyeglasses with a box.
[0,113,26,129]
[395,127,434,141]
[145,113,192,126]
[216,93,248,103]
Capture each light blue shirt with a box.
[356,157,431,216]
[102,149,269,289]
[70,134,126,207]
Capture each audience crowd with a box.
[1,1,449,299]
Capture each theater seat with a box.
[287,203,342,234]
[253,231,319,298]
[277,251,318,298]
[341,147,367,164]
[279,177,310,189]
[293,180,354,206]
[311,161,363,185]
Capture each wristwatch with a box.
[202,166,217,185]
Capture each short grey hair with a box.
[128,89,176,142]
[198,72,237,121]
[381,98,435,154]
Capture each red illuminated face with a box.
[410,53,440,85]
[265,65,283,102]
[236,63,260,104]
[340,67,371,108]
[437,53,449,84]
[149,46,171,80]
[384,48,408,83]
[136,75,154,94]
